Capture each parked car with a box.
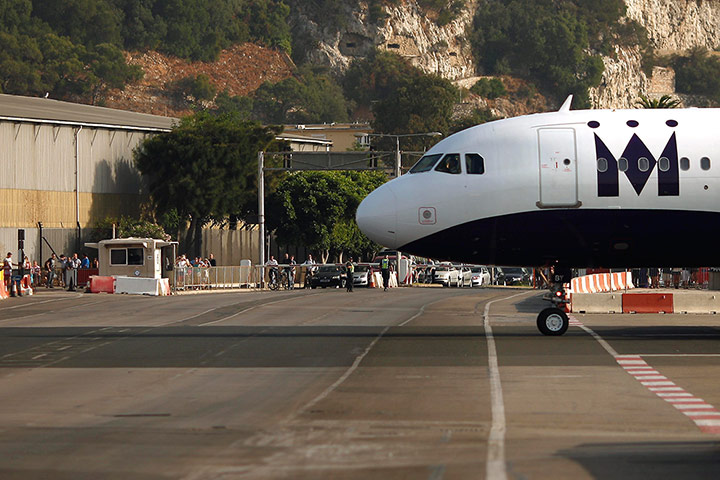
[470,266,491,287]
[310,265,346,288]
[454,265,473,287]
[496,267,530,285]
[432,265,461,287]
[353,264,373,287]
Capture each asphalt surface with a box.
[1,286,720,479]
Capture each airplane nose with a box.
[356,183,398,248]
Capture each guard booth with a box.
[85,238,177,295]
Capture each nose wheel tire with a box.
[537,307,569,336]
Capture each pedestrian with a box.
[302,254,317,288]
[209,253,217,267]
[381,255,390,291]
[66,253,81,291]
[31,261,41,287]
[3,252,13,289]
[45,253,57,288]
[266,255,279,287]
[287,255,296,289]
[346,258,354,292]
[81,254,90,269]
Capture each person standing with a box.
[302,254,317,288]
[346,258,354,292]
[45,253,57,288]
[81,254,90,269]
[209,253,217,267]
[287,255,296,289]
[266,255,279,287]
[381,255,390,291]
[3,252,13,289]
[31,261,41,287]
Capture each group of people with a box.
[642,268,703,289]
[43,252,96,291]
[2,251,97,292]
[266,253,300,289]
[175,254,217,269]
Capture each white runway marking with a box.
[483,292,532,480]
[569,315,720,434]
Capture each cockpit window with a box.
[435,154,461,174]
[466,153,485,174]
[409,154,442,173]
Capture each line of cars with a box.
[308,259,531,289]
[418,264,531,288]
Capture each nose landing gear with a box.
[537,307,569,336]
[536,264,571,336]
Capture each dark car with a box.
[310,264,347,288]
[496,267,530,285]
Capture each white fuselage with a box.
[356,108,720,267]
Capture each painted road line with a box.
[569,316,720,435]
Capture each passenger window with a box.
[435,154,461,174]
[597,157,608,173]
[466,153,485,174]
[658,157,670,172]
[409,154,442,173]
[701,157,711,171]
[638,157,650,172]
[680,157,690,171]
[618,157,629,172]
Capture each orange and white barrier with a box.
[0,271,8,300]
[569,271,634,294]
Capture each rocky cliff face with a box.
[294,0,720,111]
[292,0,477,80]
[591,0,720,109]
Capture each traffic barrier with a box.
[571,292,623,313]
[0,271,8,300]
[569,271,634,294]
[622,293,673,313]
[20,274,33,296]
[89,276,115,293]
[115,276,169,296]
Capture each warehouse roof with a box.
[0,93,176,131]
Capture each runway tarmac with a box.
[1,287,720,479]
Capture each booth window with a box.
[110,247,144,265]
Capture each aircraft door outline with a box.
[537,128,582,208]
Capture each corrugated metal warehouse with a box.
[0,93,174,262]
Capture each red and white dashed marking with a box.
[568,316,720,434]
[615,355,720,433]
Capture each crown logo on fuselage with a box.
[595,132,679,197]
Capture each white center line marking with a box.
[484,291,531,480]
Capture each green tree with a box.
[134,112,283,256]
[267,171,386,262]
[469,77,507,99]
[372,74,457,145]
[470,0,608,107]
[253,65,350,123]
[673,48,720,102]
[31,0,123,47]
[635,94,680,109]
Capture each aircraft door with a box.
[537,128,580,208]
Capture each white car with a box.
[470,266,491,287]
[432,265,460,287]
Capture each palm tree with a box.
[635,94,681,108]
